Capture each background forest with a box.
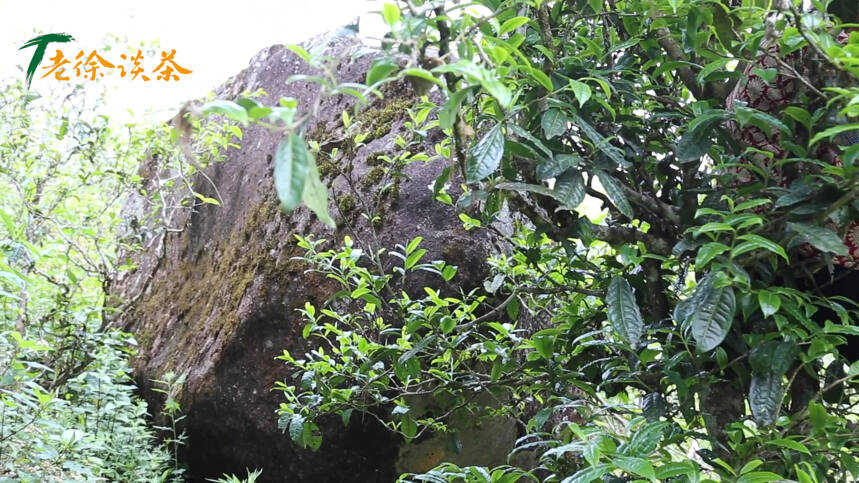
[2,0,859,482]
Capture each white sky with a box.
[1,0,608,225]
[1,0,385,122]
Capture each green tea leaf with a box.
[757,290,782,318]
[200,100,249,125]
[542,108,568,139]
[749,372,783,426]
[733,234,789,262]
[366,59,399,86]
[696,242,730,267]
[606,277,644,348]
[467,123,505,182]
[685,276,735,352]
[274,134,311,211]
[613,455,656,479]
[382,3,401,26]
[300,149,335,228]
[552,170,586,210]
[499,16,530,35]
[809,123,859,146]
[596,171,634,219]
[568,79,592,107]
[750,340,797,377]
[786,222,848,256]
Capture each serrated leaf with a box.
[341,408,353,426]
[697,58,731,85]
[570,113,628,166]
[480,74,512,108]
[506,297,519,320]
[484,273,505,293]
[749,372,783,426]
[672,239,701,256]
[749,340,797,377]
[686,277,735,352]
[713,6,740,51]
[735,104,789,136]
[752,67,778,85]
[582,439,601,467]
[542,108,568,139]
[775,181,815,208]
[641,392,666,422]
[740,460,764,475]
[553,170,586,210]
[193,192,221,206]
[288,414,305,444]
[303,421,322,451]
[404,248,427,269]
[507,122,553,158]
[606,277,644,348]
[405,236,423,255]
[440,316,455,334]
[236,97,269,121]
[786,222,848,256]
[466,123,505,182]
[398,335,436,365]
[809,401,826,430]
[496,182,556,198]
[596,171,634,218]
[536,153,581,180]
[655,461,698,480]
[274,134,311,211]
[625,421,667,456]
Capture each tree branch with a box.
[590,225,673,256]
[619,183,681,226]
[656,28,704,99]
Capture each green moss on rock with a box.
[337,194,356,214]
[318,161,337,178]
[362,166,385,188]
[359,98,412,143]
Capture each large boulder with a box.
[110,34,508,481]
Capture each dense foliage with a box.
[0,80,176,481]
[0,79,240,481]
[237,0,859,481]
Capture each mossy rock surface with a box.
[110,34,507,482]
